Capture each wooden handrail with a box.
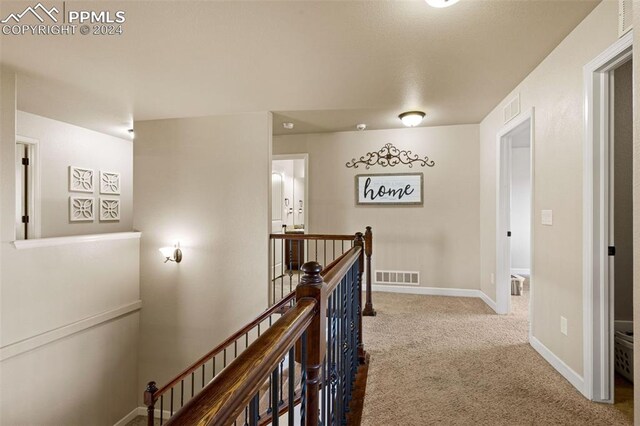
[153,290,296,399]
[322,246,362,294]
[165,298,317,426]
[269,233,355,241]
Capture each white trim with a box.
[12,231,141,250]
[16,135,41,240]
[582,31,632,402]
[272,153,309,231]
[530,335,586,397]
[113,407,139,426]
[496,109,535,316]
[510,268,531,276]
[0,300,142,361]
[371,285,498,313]
[137,406,173,420]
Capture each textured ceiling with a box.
[0,0,599,137]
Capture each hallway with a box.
[361,291,631,425]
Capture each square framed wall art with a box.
[69,196,95,222]
[69,166,94,193]
[99,197,120,222]
[100,171,121,195]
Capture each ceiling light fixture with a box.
[398,111,426,127]
[282,122,294,130]
[356,123,367,131]
[425,0,460,8]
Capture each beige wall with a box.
[1,69,141,425]
[614,60,633,321]
[479,1,618,375]
[16,111,134,238]
[134,112,271,402]
[274,124,480,291]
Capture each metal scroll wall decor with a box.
[345,143,435,169]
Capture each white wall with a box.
[510,147,531,273]
[478,1,618,375]
[274,124,480,291]
[134,112,271,402]
[16,111,133,238]
[1,69,141,426]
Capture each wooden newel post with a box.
[362,226,376,316]
[296,261,326,426]
[144,381,158,426]
[354,232,366,363]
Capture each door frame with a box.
[582,31,632,403]
[272,153,309,231]
[15,135,41,240]
[496,108,535,324]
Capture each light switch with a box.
[560,316,568,336]
[541,210,553,226]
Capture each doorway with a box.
[583,32,632,405]
[496,110,534,326]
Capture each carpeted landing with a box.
[361,290,632,425]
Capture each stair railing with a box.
[143,237,366,425]
[164,234,368,425]
[270,227,376,318]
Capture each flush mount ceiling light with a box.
[282,122,294,130]
[356,123,367,131]
[398,111,426,127]
[426,0,460,8]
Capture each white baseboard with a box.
[113,407,139,426]
[511,268,530,276]
[530,335,586,396]
[371,285,498,313]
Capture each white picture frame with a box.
[99,197,120,221]
[69,196,95,222]
[355,173,424,206]
[100,171,121,195]
[69,166,94,193]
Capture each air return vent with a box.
[375,270,420,285]
[619,0,632,38]
[503,94,520,124]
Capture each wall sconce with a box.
[159,243,182,263]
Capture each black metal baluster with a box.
[288,346,295,425]
[244,406,249,426]
[271,367,279,426]
[281,238,285,302]
[279,358,284,405]
[249,393,260,426]
[191,372,195,397]
[180,380,184,408]
[213,356,216,379]
[315,240,318,262]
[170,388,174,416]
[160,394,164,424]
[235,340,238,358]
[342,240,345,255]
[300,331,307,426]
[224,348,227,368]
[202,364,205,388]
[333,240,335,263]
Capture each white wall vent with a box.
[503,94,520,124]
[375,270,420,285]
[619,0,632,38]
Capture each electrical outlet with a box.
[490,273,495,285]
[542,210,553,226]
[560,316,568,336]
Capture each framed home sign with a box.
[355,173,423,206]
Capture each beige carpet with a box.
[361,286,633,426]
